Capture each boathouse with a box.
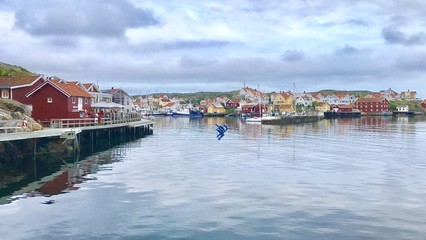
[331,104,354,112]
[25,79,93,125]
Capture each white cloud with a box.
[1,0,426,97]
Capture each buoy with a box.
[215,124,229,140]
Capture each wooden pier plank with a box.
[0,119,154,142]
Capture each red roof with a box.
[26,79,93,98]
[356,97,384,103]
[51,80,93,97]
[335,93,349,98]
[103,88,123,95]
[401,91,417,94]
[243,87,265,98]
[311,93,322,99]
[365,93,382,98]
[82,83,92,89]
[0,75,43,87]
[163,102,175,108]
[82,83,100,93]
[280,92,292,99]
[335,104,353,109]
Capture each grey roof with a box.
[91,102,124,109]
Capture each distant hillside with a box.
[136,90,241,103]
[317,89,374,97]
[136,89,377,103]
[0,62,35,77]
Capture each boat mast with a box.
[293,82,297,113]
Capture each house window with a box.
[85,98,88,104]
[47,97,53,103]
[1,89,9,99]
[72,97,76,103]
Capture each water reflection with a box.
[3,116,425,205]
[0,135,148,204]
[1,116,426,239]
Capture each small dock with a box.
[324,112,361,119]
[0,117,154,162]
[0,128,80,142]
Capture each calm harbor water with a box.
[1,116,426,239]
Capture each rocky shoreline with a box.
[0,99,43,132]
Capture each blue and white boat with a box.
[172,109,204,117]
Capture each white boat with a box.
[172,109,204,117]
[261,116,281,120]
[245,115,280,123]
[245,117,262,122]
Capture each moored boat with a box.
[245,115,280,123]
[172,109,204,117]
[245,117,262,123]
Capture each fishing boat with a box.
[172,109,204,117]
[150,110,166,116]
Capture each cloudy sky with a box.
[1,0,425,97]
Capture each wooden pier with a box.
[0,117,154,163]
[0,118,154,142]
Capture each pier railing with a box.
[50,113,143,128]
[0,120,29,134]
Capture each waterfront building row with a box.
[0,75,135,126]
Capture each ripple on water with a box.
[1,117,426,239]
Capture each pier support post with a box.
[91,130,94,153]
[33,138,37,179]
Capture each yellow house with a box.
[315,102,331,112]
[400,90,417,101]
[278,104,294,113]
[207,102,226,114]
[272,92,293,105]
[158,98,172,107]
[271,92,294,112]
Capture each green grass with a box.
[0,62,34,77]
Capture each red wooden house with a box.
[331,104,354,112]
[26,79,93,123]
[225,98,241,108]
[0,75,46,108]
[241,104,254,115]
[354,97,389,113]
[241,104,266,117]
